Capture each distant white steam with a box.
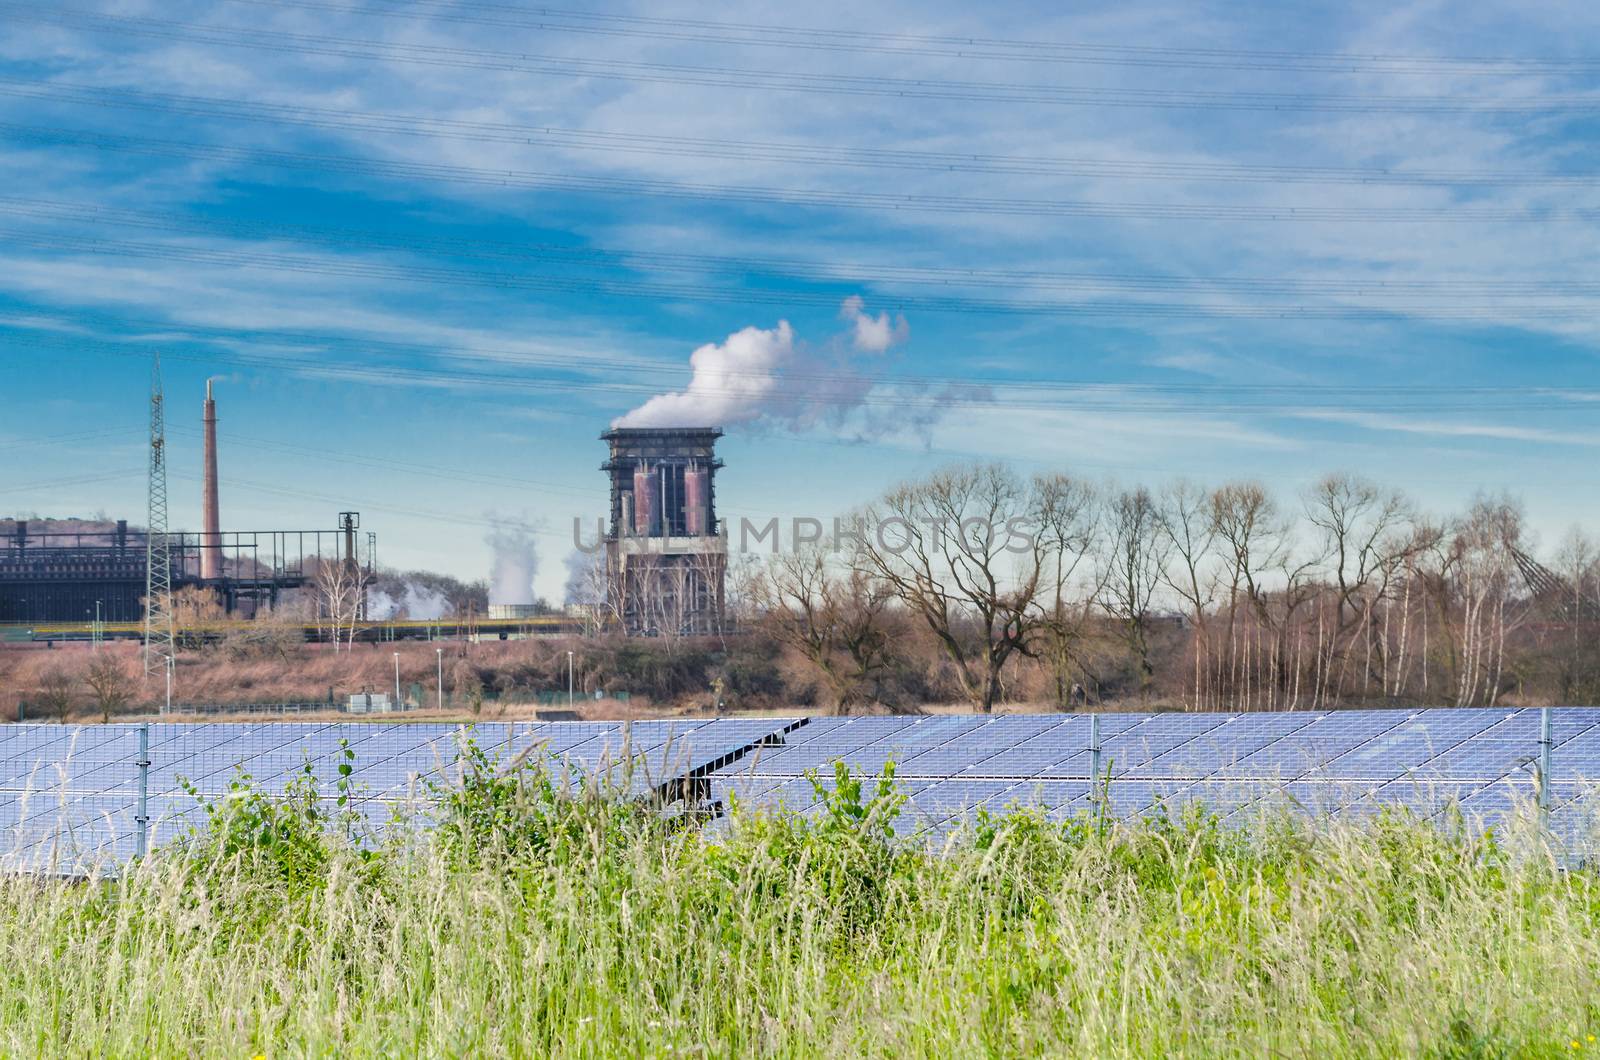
[612,296,912,431]
[485,516,539,606]
[367,583,451,621]
[563,548,605,607]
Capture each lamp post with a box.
[436,647,444,711]
[567,649,574,710]
[393,651,401,707]
[165,654,173,715]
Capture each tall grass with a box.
[1,754,1597,1057]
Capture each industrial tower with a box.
[601,427,726,635]
[143,353,175,672]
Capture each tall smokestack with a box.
[200,379,222,580]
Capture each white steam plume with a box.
[367,583,451,621]
[563,548,605,608]
[839,294,909,353]
[485,516,539,606]
[612,296,913,431]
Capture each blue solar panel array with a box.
[2,707,1595,871]
[705,707,1600,846]
[0,718,802,872]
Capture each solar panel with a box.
[895,715,1062,776]
[5,706,1600,869]
[1544,723,1600,783]
[1036,712,1228,779]
[934,717,1087,778]
[1143,711,1320,778]
[737,717,922,775]
[1225,709,1417,779]
[1321,708,1505,780]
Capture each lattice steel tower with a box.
[143,352,175,672]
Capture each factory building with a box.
[601,427,726,635]
[0,384,373,624]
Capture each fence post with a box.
[1538,706,1553,828]
[1089,713,1102,820]
[1089,714,1101,782]
[135,723,151,860]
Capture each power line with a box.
[223,0,1600,76]
[9,123,1585,227]
[11,5,1597,114]
[0,468,146,496]
[0,425,147,452]
[4,330,1596,416]
[167,424,599,500]
[164,426,813,521]
[8,226,1600,320]
[167,470,529,532]
[4,311,1595,404]
[4,77,1593,188]
[5,196,1599,297]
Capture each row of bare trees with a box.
[739,463,1599,714]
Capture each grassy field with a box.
[2,755,1598,1057]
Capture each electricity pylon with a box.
[144,352,175,674]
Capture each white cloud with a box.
[1293,409,1600,448]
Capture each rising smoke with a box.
[366,583,451,621]
[612,295,913,432]
[563,548,604,608]
[485,516,539,606]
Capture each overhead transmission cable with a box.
[3,77,1592,188]
[10,316,1594,408]
[2,124,1586,226]
[222,0,1600,76]
[4,197,1598,297]
[8,5,1596,114]
[5,226,1597,319]
[4,332,1594,416]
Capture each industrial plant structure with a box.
[0,383,375,624]
[601,427,726,635]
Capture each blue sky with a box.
[2,0,1598,603]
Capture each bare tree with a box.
[316,558,362,651]
[1443,495,1526,707]
[567,547,622,636]
[636,560,691,653]
[1099,487,1172,695]
[1551,526,1600,702]
[220,601,304,662]
[35,667,75,722]
[1034,473,1100,709]
[748,546,897,713]
[688,546,730,646]
[170,585,226,650]
[1209,481,1317,709]
[1304,473,1420,699]
[1158,480,1218,709]
[450,657,485,715]
[84,654,136,723]
[854,463,1052,713]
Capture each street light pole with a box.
[436,647,444,711]
[165,655,173,715]
[393,651,401,707]
[567,649,574,710]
